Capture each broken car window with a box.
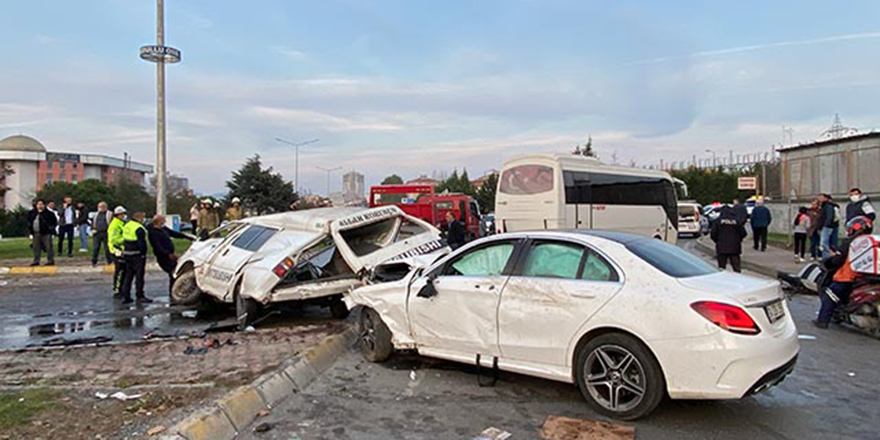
[445,242,514,276]
[522,242,583,279]
[394,218,429,242]
[282,237,354,285]
[340,217,398,257]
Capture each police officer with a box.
[120,211,149,304]
[710,204,748,273]
[108,206,128,296]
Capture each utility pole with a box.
[275,137,319,193]
[316,166,341,196]
[139,0,181,215]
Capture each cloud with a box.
[271,46,308,61]
[630,32,880,65]
[249,106,403,132]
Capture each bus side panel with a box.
[591,205,669,240]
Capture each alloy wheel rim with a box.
[584,344,646,413]
[361,313,377,352]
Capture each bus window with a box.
[563,171,591,204]
[499,165,554,195]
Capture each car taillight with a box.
[691,301,761,335]
[272,257,295,278]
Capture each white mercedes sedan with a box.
[347,230,799,420]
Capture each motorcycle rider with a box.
[814,215,874,329]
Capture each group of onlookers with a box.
[791,188,875,263]
[711,189,875,273]
[26,197,194,304]
[189,197,243,239]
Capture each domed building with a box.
[0,134,153,209]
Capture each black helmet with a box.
[846,215,873,237]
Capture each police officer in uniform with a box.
[108,206,128,296]
[710,204,748,273]
[120,211,150,304]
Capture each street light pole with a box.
[316,166,341,196]
[275,137,319,192]
[139,0,181,215]
[705,149,716,168]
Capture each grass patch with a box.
[0,237,192,261]
[0,388,59,431]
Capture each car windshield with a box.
[678,206,697,218]
[339,217,399,257]
[627,238,717,278]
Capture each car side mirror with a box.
[417,276,438,298]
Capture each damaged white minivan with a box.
[171,206,446,327]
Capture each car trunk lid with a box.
[677,272,782,307]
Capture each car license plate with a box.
[765,300,786,323]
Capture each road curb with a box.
[0,262,161,276]
[168,326,356,440]
[693,237,779,278]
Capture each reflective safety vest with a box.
[108,217,126,256]
[122,221,147,255]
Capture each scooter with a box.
[778,234,880,336]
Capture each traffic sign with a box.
[738,177,757,190]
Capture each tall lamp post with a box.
[275,137,319,193]
[316,166,341,196]
[139,0,181,215]
[705,149,717,168]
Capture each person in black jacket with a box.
[26,199,58,266]
[846,188,876,222]
[147,214,193,294]
[444,211,466,250]
[710,205,747,273]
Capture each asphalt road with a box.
[0,272,334,350]
[238,239,880,440]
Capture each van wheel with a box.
[235,290,261,331]
[576,333,665,420]
[329,299,350,319]
[171,270,202,306]
[359,308,393,362]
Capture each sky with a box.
[1,0,879,195]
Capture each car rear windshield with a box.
[626,238,717,278]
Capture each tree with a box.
[226,155,296,215]
[670,166,755,205]
[37,178,154,214]
[573,135,595,157]
[436,169,476,195]
[474,173,498,213]
[381,174,403,185]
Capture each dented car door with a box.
[200,225,278,299]
[407,239,521,358]
[497,238,623,365]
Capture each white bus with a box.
[494,153,678,243]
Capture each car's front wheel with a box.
[359,307,393,362]
[576,333,665,420]
[171,270,202,306]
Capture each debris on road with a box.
[183,346,208,355]
[254,422,274,433]
[95,391,144,401]
[539,416,635,440]
[798,334,817,340]
[409,370,417,381]
[181,310,199,318]
[147,425,167,436]
[472,427,512,440]
[848,372,856,377]
[31,335,113,347]
[256,409,271,418]
[244,325,256,332]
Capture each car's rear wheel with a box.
[171,270,202,306]
[576,333,665,420]
[235,289,261,331]
[359,307,393,362]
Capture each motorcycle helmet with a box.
[845,215,873,237]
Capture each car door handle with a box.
[474,285,495,291]
[221,249,230,257]
[571,292,595,299]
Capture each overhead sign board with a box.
[139,45,182,63]
[738,177,758,190]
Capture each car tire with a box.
[171,270,202,306]
[575,333,665,420]
[235,290,261,331]
[329,298,350,319]
[359,307,393,363]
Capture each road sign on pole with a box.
[738,177,757,191]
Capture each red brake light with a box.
[691,301,761,335]
[272,257,295,278]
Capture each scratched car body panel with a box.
[347,230,799,418]
[175,206,446,306]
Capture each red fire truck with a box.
[369,185,483,239]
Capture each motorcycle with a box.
[778,234,880,336]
